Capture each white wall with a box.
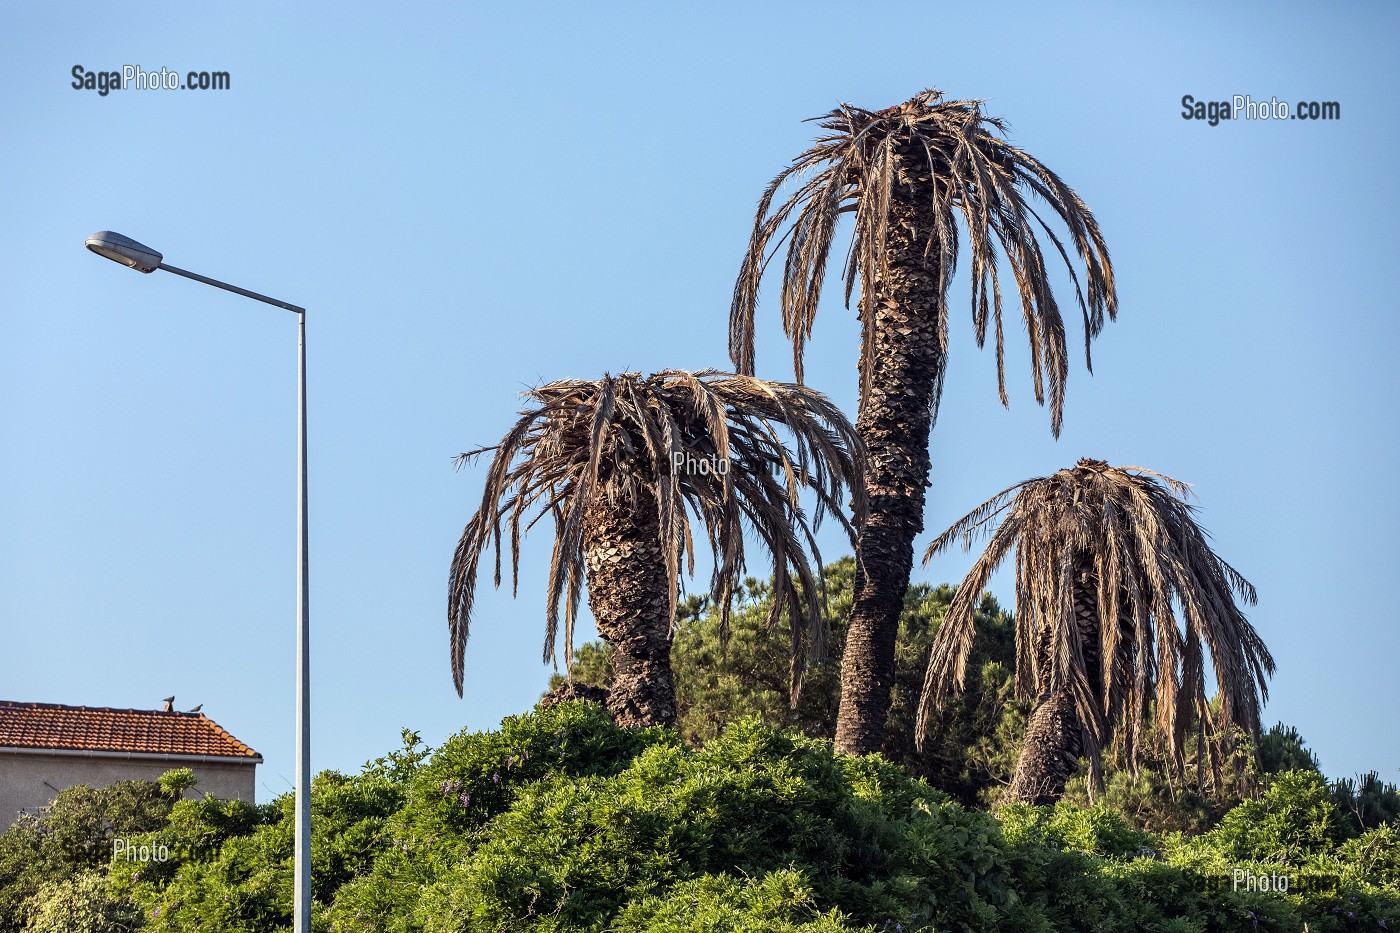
[0,750,258,828]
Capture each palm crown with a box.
[730,88,1116,433]
[449,370,866,701]
[920,459,1274,787]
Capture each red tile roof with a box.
[0,702,261,761]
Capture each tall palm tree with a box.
[449,370,865,728]
[918,458,1274,805]
[730,89,1117,755]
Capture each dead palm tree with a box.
[449,370,866,728]
[918,458,1274,805]
[730,89,1117,755]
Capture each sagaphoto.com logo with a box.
[71,64,230,97]
[1181,94,1340,126]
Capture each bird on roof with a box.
[188,704,203,713]
[162,696,175,712]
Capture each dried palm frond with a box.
[449,370,866,699]
[919,458,1273,783]
[731,89,1116,436]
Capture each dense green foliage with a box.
[553,558,1025,808]
[0,774,183,929]
[25,870,139,933]
[0,702,1394,931]
[3,564,1396,930]
[555,560,1399,837]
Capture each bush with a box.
[999,803,1156,859]
[2,705,1395,932]
[24,870,138,933]
[0,772,186,931]
[554,558,1025,807]
[322,707,1397,932]
[613,870,877,932]
[44,778,177,868]
[330,712,1013,933]
[1206,770,1348,866]
[1060,769,1224,836]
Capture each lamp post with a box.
[85,230,312,933]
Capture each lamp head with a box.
[85,231,162,273]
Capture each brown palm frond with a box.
[448,370,866,700]
[731,89,1116,436]
[917,458,1274,786]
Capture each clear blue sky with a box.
[2,2,1395,800]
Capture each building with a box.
[0,700,262,828]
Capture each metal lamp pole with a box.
[84,231,312,933]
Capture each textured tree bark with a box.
[1005,558,1101,805]
[537,680,610,711]
[834,150,945,756]
[582,490,677,728]
[1005,683,1083,806]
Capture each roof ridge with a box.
[1,700,212,716]
[0,700,259,759]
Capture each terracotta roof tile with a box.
[0,702,261,760]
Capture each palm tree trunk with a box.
[834,156,945,756]
[583,490,677,728]
[1005,558,1101,805]
[1005,684,1083,806]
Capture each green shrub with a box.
[0,773,185,931]
[554,559,1025,808]
[24,869,138,933]
[2,703,1395,933]
[1206,770,1348,866]
[1059,768,1224,836]
[1339,824,1400,888]
[0,814,61,930]
[43,778,176,868]
[999,802,1156,859]
[157,768,200,799]
[613,870,877,932]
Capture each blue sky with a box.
[1,2,1395,800]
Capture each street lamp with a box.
[85,230,312,933]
